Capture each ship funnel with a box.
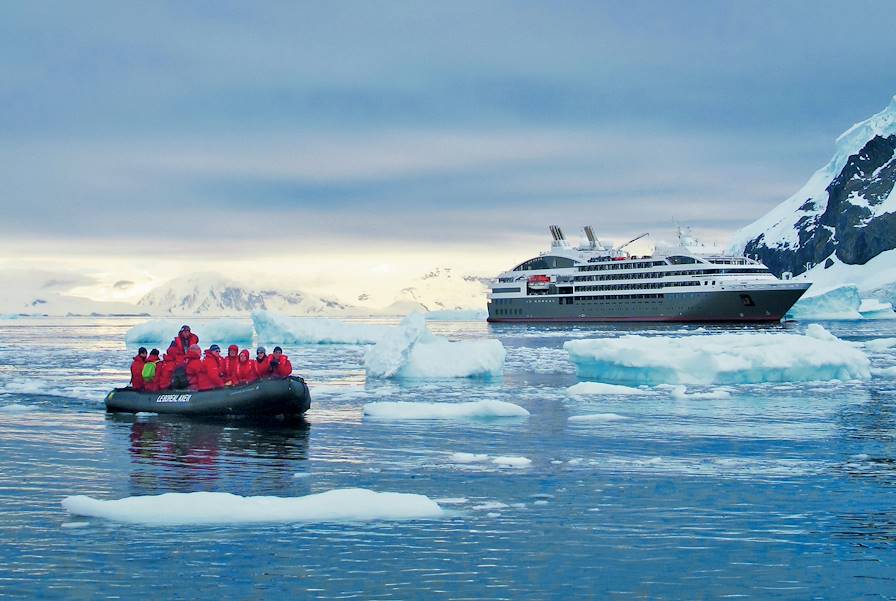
[548,225,569,248]
[583,226,597,249]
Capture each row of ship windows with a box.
[573,268,768,282]
[579,261,667,271]
[576,281,704,292]
[494,293,668,308]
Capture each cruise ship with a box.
[486,226,810,323]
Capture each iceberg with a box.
[125,319,253,344]
[566,382,652,396]
[61,488,444,525]
[865,337,896,352]
[363,400,529,420]
[563,326,870,385]
[364,313,505,378]
[251,310,391,344]
[859,298,896,319]
[786,284,895,321]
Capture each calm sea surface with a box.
[1,318,895,599]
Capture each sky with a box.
[2,1,896,303]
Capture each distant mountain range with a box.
[731,95,896,304]
[1,269,489,317]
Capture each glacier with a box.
[62,488,444,525]
[786,284,895,321]
[563,326,870,385]
[252,310,392,344]
[364,313,505,378]
[124,319,254,344]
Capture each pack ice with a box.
[364,313,505,378]
[61,488,444,525]
[563,325,870,385]
[252,310,391,344]
[125,319,254,344]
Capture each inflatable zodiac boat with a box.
[104,376,310,417]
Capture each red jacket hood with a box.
[187,345,202,360]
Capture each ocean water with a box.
[1,317,895,599]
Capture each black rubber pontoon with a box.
[104,376,310,417]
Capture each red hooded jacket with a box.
[130,355,146,391]
[185,345,204,390]
[269,352,293,378]
[197,350,226,391]
[255,353,272,379]
[155,353,176,391]
[223,345,240,384]
[168,332,200,366]
[237,350,259,385]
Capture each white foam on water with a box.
[125,319,253,344]
[491,456,532,468]
[363,400,529,420]
[62,488,444,525]
[364,313,505,379]
[568,413,629,422]
[566,382,652,396]
[563,326,870,385]
[252,310,391,344]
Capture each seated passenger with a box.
[130,347,148,391]
[223,344,240,385]
[142,349,162,392]
[167,325,200,366]
[185,344,204,390]
[254,346,272,379]
[237,349,259,385]
[269,346,293,378]
[156,352,176,390]
[197,344,227,391]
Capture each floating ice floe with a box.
[424,309,488,321]
[252,310,391,344]
[364,313,505,378]
[563,325,870,385]
[568,413,628,422]
[668,385,732,400]
[61,488,444,525]
[363,400,529,420]
[449,452,490,463]
[566,382,652,396]
[786,284,896,320]
[864,338,896,352]
[491,456,532,468]
[872,366,896,377]
[125,319,253,344]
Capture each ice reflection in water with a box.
[0,318,895,598]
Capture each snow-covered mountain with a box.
[732,95,896,287]
[356,267,489,314]
[137,273,350,316]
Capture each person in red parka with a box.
[223,344,240,385]
[130,347,148,391]
[167,325,200,366]
[236,349,259,385]
[196,344,227,391]
[269,346,293,378]
[254,346,272,379]
[142,349,162,392]
[185,344,204,390]
[155,352,176,391]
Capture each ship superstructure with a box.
[487,226,810,322]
